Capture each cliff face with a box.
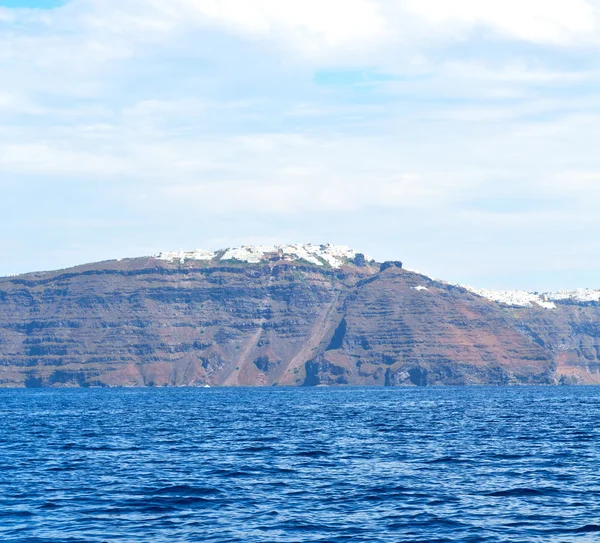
[305,266,555,386]
[0,252,598,387]
[507,303,600,385]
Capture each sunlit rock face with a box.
[0,245,599,387]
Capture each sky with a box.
[1,0,599,290]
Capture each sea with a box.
[1,386,599,542]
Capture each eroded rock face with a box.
[0,254,599,386]
[301,266,555,386]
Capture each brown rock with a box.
[0,255,598,386]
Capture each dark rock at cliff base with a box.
[0,253,599,387]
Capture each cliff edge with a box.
[0,244,598,387]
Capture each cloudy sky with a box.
[1,0,599,289]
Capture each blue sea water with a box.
[1,387,600,543]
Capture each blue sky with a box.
[0,1,62,6]
[1,0,600,290]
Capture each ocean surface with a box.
[1,387,600,543]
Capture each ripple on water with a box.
[1,386,600,542]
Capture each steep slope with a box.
[0,259,362,387]
[303,265,554,386]
[465,287,600,384]
[502,303,600,384]
[0,244,599,387]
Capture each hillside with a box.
[0,244,598,387]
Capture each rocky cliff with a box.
[0,244,598,387]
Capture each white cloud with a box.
[182,0,387,49]
[165,0,600,53]
[0,143,128,176]
[404,0,597,44]
[546,170,600,194]
[1,0,600,286]
[164,0,600,51]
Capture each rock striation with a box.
[0,244,599,387]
